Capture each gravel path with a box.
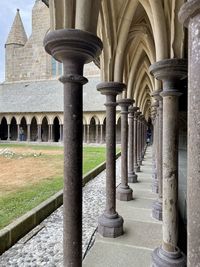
[0,158,121,267]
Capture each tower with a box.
[5,9,27,81]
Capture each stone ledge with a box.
[0,151,121,255]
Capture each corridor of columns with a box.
[40,0,199,266]
[1,0,200,266]
[83,147,162,266]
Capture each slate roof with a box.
[0,77,106,113]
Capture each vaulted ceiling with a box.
[44,0,187,120]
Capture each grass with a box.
[0,144,108,229]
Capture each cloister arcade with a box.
[1,0,200,266]
[0,112,121,143]
[40,0,200,266]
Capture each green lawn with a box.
[0,144,107,229]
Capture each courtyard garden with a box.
[0,143,107,229]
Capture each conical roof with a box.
[6,9,27,46]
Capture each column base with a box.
[152,178,159,193]
[128,172,138,183]
[135,164,141,172]
[116,185,133,201]
[152,200,162,221]
[98,213,124,238]
[139,159,143,165]
[152,246,186,267]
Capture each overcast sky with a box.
[0,0,34,82]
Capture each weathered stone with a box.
[150,58,187,266]
[128,105,138,183]
[97,82,125,238]
[117,98,133,201]
[179,1,200,266]
[44,28,102,266]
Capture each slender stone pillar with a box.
[27,124,31,142]
[59,124,63,142]
[37,124,42,142]
[48,124,53,142]
[139,115,144,165]
[133,109,139,172]
[151,90,163,221]
[141,120,145,159]
[87,124,90,143]
[7,124,10,141]
[100,124,103,143]
[97,82,125,237]
[128,106,138,183]
[95,124,99,143]
[179,2,200,266]
[150,59,187,266]
[135,111,141,172]
[44,29,102,266]
[83,124,86,143]
[17,124,20,141]
[151,102,159,193]
[116,98,133,201]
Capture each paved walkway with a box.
[0,157,120,267]
[0,147,160,267]
[83,147,162,267]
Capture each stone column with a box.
[179,2,200,266]
[134,109,139,172]
[141,120,144,158]
[97,82,125,237]
[139,115,144,165]
[48,124,52,142]
[37,124,42,142]
[135,111,141,172]
[128,106,138,183]
[27,124,31,142]
[83,124,86,143]
[7,124,10,141]
[17,124,20,141]
[59,124,63,142]
[44,29,102,266]
[95,124,99,143]
[151,102,159,193]
[150,59,187,266]
[151,90,163,221]
[116,98,133,201]
[87,124,90,143]
[100,124,103,143]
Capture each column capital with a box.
[128,105,137,117]
[149,59,187,95]
[179,0,200,27]
[149,59,187,82]
[118,99,134,113]
[44,29,103,64]
[97,82,126,96]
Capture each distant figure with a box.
[146,129,151,146]
[19,127,24,141]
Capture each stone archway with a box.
[0,117,8,140]
[30,117,38,141]
[116,117,121,143]
[10,117,17,140]
[89,117,96,143]
[41,117,49,142]
[20,117,27,141]
[53,117,60,142]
